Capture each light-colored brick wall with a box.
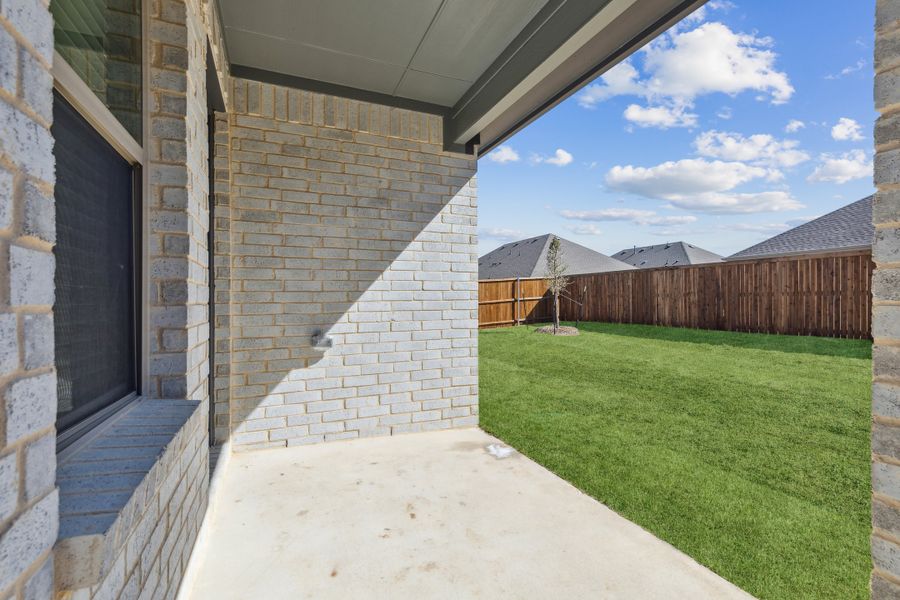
[211,111,232,444]
[873,1,900,597]
[56,401,208,600]
[146,0,223,402]
[0,1,59,599]
[220,79,478,450]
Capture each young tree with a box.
[545,236,570,334]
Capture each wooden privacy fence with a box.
[478,277,552,328]
[478,251,874,339]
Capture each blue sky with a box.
[477,0,876,258]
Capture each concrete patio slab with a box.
[182,428,752,599]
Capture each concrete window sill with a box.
[54,399,202,592]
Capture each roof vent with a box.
[640,260,647,265]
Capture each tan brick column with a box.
[145,0,210,400]
[872,1,900,597]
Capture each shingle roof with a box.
[612,241,723,269]
[727,196,874,261]
[478,234,635,280]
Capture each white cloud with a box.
[577,61,644,107]
[560,208,698,226]
[663,191,803,214]
[807,150,873,184]
[649,215,701,225]
[561,208,656,221]
[831,117,864,141]
[785,119,805,133]
[730,222,792,233]
[606,159,768,197]
[693,130,809,168]
[479,227,524,241]
[642,23,793,103]
[564,224,604,236]
[532,148,574,166]
[604,158,802,214]
[624,104,698,129]
[717,106,733,120]
[579,22,793,115]
[825,59,866,80]
[486,145,520,163]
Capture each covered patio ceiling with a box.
[218,0,708,152]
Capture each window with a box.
[52,92,140,434]
[51,0,143,142]
[51,0,145,444]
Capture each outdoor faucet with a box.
[311,330,333,351]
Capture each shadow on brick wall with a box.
[213,102,478,449]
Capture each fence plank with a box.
[478,251,873,339]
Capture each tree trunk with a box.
[553,292,560,334]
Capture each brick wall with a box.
[146,0,214,401]
[873,1,900,597]
[212,111,232,444]
[0,1,58,599]
[219,79,479,450]
[56,401,208,600]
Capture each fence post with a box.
[515,277,521,326]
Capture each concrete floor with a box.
[183,429,752,599]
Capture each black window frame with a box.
[53,90,143,452]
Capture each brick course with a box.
[219,79,479,450]
[0,1,58,599]
[873,0,900,596]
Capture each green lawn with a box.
[479,322,872,600]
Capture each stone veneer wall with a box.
[219,78,478,450]
[0,0,59,598]
[873,1,900,597]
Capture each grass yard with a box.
[479,322,872,600]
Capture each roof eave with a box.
[725,245,872,262]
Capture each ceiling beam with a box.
[445,0,708,154]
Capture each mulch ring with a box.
[534,325,580,336]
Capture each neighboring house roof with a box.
[612,241,723,269]
[727,195,874,261]
[478,234,635,280]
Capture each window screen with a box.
[53,91,138,432]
